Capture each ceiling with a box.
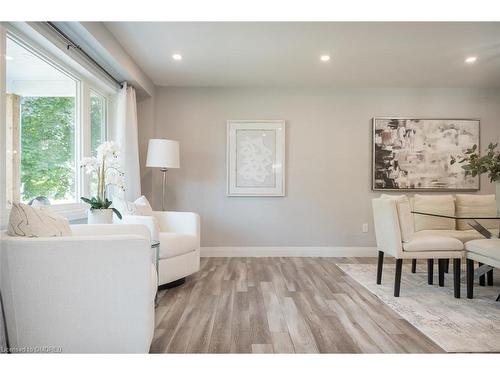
[104,22,500,88]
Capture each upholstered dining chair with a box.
[372,197,465,298]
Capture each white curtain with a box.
[114,83,141,200]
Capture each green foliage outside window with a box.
[90,94,104,154]
[20,97,75,201]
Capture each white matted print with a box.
[227,120,285,196]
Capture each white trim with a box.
[201,246,378,257]
[0,24,7,227]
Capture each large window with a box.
[90,90,106,152]
[4,33,111,209]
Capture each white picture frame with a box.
[227,120,286,196]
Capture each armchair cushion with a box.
[411,194,456,231]
[158,232,198,259]
[403,235,463,252]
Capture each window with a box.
[90,90,106,153]
[3,32,112,211]
[5,36,78,204]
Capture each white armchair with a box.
[0,224,156,353]
[372,198,465,298]
[119,211,200,287]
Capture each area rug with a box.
[337,263,500,353]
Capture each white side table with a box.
[151,241,160,307]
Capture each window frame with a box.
[1,24,116,222]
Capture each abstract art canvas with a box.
[372,117,480,191]
[227,120,285,196]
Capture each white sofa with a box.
[119,211,200,287]
[0,224,156,353]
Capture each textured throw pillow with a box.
[455,194,497,230]
[411,195,456,231]
[112,195,160,238]
[8,202,72,237]
[380,194,414,242]
[133,195,154,216]
[112,195,154,216]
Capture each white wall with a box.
[141,87,500,248]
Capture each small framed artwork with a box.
[227,120,286,196]
[372,117,480,191]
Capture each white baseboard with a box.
[200,246,377,257]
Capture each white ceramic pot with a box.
[88,208,113,224]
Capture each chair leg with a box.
[411,259,417,273]
[376,251,384,285]
[487,269,493,286]
[444,259,449,274]
[453,258,461,299]
[394,259,403,297]
[466,259,474,299]
[438,259,445,287]
[427,259,434,285]
[479,262,486,286]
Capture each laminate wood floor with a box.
[150,257,444,353]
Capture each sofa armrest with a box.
[372,198,403,258]
[71,224,151,243]
[152,211,200,240]
[114,216,158,242]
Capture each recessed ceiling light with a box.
[320,55,330,62]
[465,56,477,64]
[5,55,13,61]
[172,54,182,61]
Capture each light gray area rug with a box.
[337,263,500,353]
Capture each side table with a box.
[151,241,160,307]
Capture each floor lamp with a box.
[146,139,180,211]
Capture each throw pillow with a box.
[8,202,72,237]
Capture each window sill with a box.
[49,203,88,221]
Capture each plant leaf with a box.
[112,208,122,220]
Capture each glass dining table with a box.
[410,211,500,239]
[411,210,500,299]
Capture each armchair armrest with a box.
[113,217,157,242]
[1,234,155,352]
[372,198,403,258]
[152,211,200,239]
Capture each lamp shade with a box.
[146,139,180,169]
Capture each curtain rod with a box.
[45,22,124,89]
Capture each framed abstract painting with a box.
[227,120,285,196]
[372,117,480,191]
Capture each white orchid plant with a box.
[80,141,125,219]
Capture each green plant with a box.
[80,141,125,218]
[450,143,500,182]
[80,196,122,219]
